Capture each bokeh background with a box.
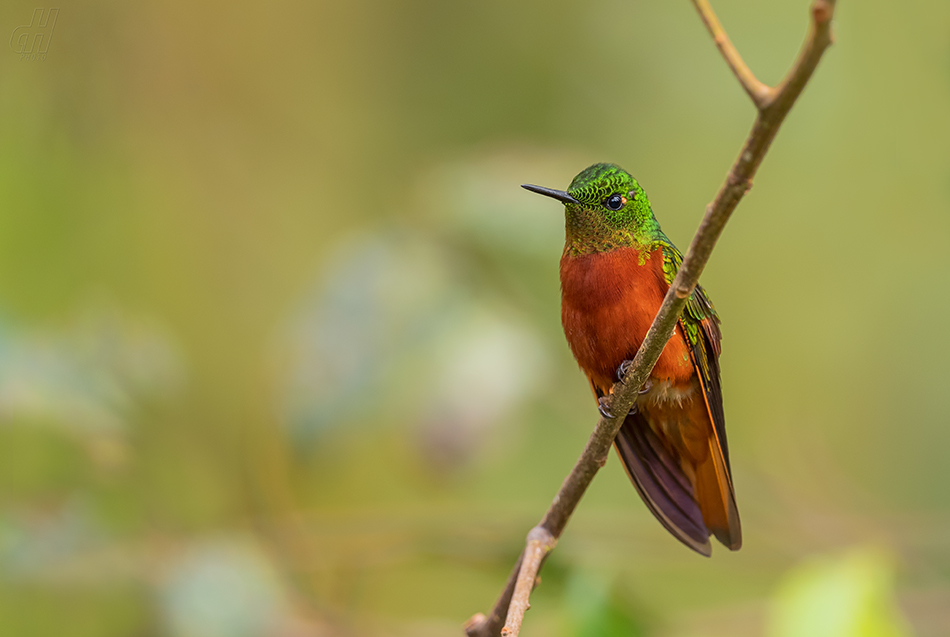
[0,0,947,635]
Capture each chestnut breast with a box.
[559,246,694,391]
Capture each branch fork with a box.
[466,2,837,635]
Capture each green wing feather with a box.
[655,239,730,469]
[656,240,721,349]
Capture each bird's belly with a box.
[560,248,694,393]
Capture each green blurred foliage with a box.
[562,569,649,637]
[0,0,946,635]
[768,548,911,637]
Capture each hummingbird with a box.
[523,163,740,556]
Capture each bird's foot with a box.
[598,396,639,419]
[616,362,654,398]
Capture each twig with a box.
[463,554,523,637]
[465,2,837,635]
[499,527,556,636]
[691,0,773,108]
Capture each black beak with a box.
[521,184,579,205]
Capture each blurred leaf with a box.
[767,547,913,637]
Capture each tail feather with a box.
[615,412,712,556]
[694,438,742,550]
[615,409,741,555]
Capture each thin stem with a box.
[500,528,556,636]
[464,553,524,637]
[769,0,837,112]
[691,0,774,109]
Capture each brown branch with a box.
[691,0,773,108]
[465,2,837,635]
[463,554,523,637]
[498,527,555,636]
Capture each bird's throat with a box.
[564,205,656,258]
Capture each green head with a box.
[523,163,661,256]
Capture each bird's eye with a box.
[604,194,624,211]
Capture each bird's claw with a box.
[598,396,639,419]
[616,359,634,383]
[639,380,653,395]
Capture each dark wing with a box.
[592,380,713,556]
[615,410,713,556]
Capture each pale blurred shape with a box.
[768,547,914,637]
[277,225,548,463]
[277,228,458,440]
[0,499,102,579]
[161,539,288,637]
[419,308,548,469]
[417,149,580,259]
[0,301,185,436]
